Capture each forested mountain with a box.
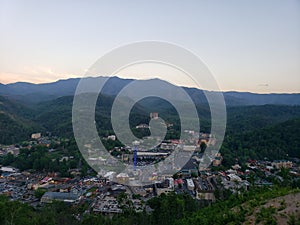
[1,92,300,163]
[1,76,299,105]
[221,118,300,165]
[226,105,300,134]
[0,76,299,164]
[27,95,300,140]
[0,96,41,144]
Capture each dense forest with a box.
[221,118,300,166]
[1,94,299,164]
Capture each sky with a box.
[0,0,299,93]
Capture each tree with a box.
[34,188,47,200]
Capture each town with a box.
[0,130,299,218]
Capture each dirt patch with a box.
[243,192,300,225]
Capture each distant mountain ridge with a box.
[0,76,299,106]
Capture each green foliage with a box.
[0,196,38,225]
[0,96,42,144]
[0,187,297,225]
[221,118,300,166]
[0,139,90,177]
[1,92,300,169]
[177,187,295,225]
[255,206,277,224]
[34,188,47,200]
[288,214,300,225]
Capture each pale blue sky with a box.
[0,0,299,93]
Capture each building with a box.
[232,164,241,170]
[212,153,223,167]
[2,145,20,156]
[156,179,174,196]
[41,192,78,203]
[150,112,158,119]
[107,135,116,141]
[227,174,242,182]
[272,160,293,169]
[179,159,198,177]
[160,142,175,151]
[193,177,215,201]
[136,124,150,129]
[186,179,195,191]
[183,145,196,152]
[93,196,122,214]
[0,166,19,173]
[137,152,168,157]
[31,133,41,139]
[116,173,129,183]
[109,184,127,197]
[131,186,148,197]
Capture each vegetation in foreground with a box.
[0,186,299,225]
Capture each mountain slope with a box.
[226,91,300,106]
[1,90,300,146]
[0,76,299,106]
[221,118,300,165]
[0,96,41,144]
[226,105,300,134]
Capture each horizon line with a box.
[1,75,299,95]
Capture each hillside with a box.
[1,90,300,166]
[0,96,41,144]
[32,96,300,139]
[0,185,298,225]
[221,118,300,165]
[1,84,300,166]
[226,105,300,134]
[177,188,300,225]
[243,192,300,225]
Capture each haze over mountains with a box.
[0,76,299,106]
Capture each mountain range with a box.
[0,76,299,106]
[0,75,300,161]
